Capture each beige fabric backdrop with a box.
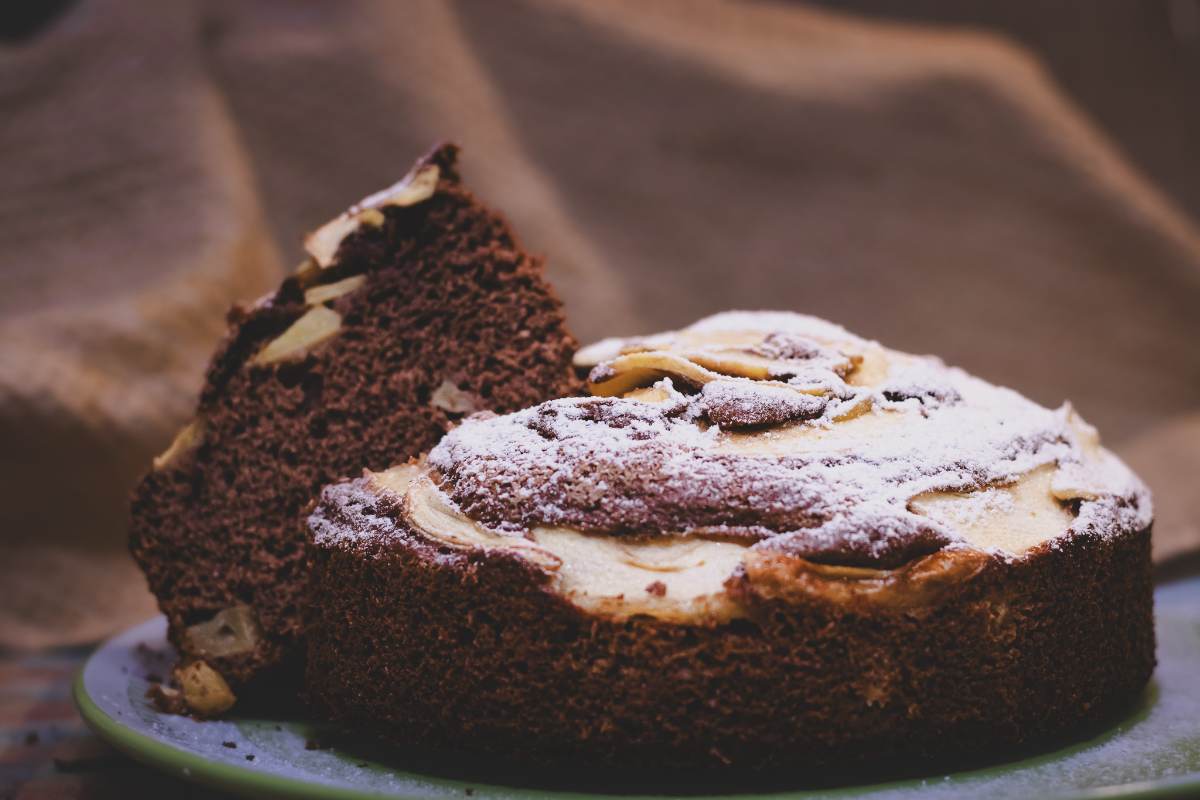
[2,0,1198,649]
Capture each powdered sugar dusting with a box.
[688,310,863,344]
[419,312,1150,567]
[573,310,862,369]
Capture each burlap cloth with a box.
[2,0,1198,650]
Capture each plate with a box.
[75,578,1200,799]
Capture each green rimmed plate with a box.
[75,578,1200,799]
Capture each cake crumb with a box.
[146,683,187,715]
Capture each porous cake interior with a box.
[130,145,578,683]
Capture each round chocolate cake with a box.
[306,311,1154,770]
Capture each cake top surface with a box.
[417,311,1150,566]
[312,311,1151,620]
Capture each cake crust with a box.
[306,476,1153,769]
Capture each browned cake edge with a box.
[304,477,1154,771]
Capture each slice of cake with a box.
[130,144,579,695]
[306,311,1154,770]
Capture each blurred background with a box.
[3,1,1200,794]
[3,0,1200,649]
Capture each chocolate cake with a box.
[129,144,578,693]
[306,311,1154,770]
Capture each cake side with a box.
[306,476,1153,770]
[129,144,579,690]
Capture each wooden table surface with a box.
[0,647,226,799]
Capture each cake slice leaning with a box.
[130,143,579,695]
